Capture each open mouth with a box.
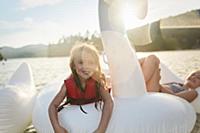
[82,70,91,76]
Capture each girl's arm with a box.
[94,88,113,133]
[48,84,68,133]
[175,90,198,102]
[161,85,198,102]
[160,85,174,94]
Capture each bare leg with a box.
[139,55,161,92]
[146,67,161,92]
[140,55,198,102]
[140,55,160,82]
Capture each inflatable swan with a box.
[0,63,36,133]
[33,0,197,132]
[160,63,200,113]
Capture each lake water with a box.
[0,50,200,132]
[1,50,200,90]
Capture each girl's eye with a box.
[78,60,83,65]
[196,76,200,80]
[191,73,195,77]
[188,74,195,79]
[88,61,94,65]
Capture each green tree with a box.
[150,20,166,50]
[0,52,4,61]
[47,31,104,57]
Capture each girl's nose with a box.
[82,64,89,70]
[82,63,93,71]
[191,76,197,80]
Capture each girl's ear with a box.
[70,61,74,70]
[70,61,77,75]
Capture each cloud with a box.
[0,18,90,47]
[0,19,65,47]
[0,18,33,31]
[124,0,200,29]
[20,0,64,10]
[146,0,200,24]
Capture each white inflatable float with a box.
[0,63,36,133]
[33,0,197,133]
[160,63,200,113]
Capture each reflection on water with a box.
[0,50,200,132]
[138,50,200,79]
[0,57,69,90]
[0,50,200,90]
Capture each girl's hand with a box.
[93,128,104,133]
[93,130,99,133]
[55,126,68,133]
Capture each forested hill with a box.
[0,44,48,59]
[0,10,200,59]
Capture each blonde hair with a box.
[186,69,200,80]
[69,43,106,88]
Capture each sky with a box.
[0,0,200,48]
[0,0,99,48]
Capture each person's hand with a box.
[93,128,104,133]
[55,126,68,133]
[93,130,100,133]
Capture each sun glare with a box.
[123,4,145,30]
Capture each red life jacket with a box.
[64,75,101,105]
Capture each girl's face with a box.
[184,71,200,89]
[73,52,98,80]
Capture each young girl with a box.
[48,43,113,133]
[139,55,199,102]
